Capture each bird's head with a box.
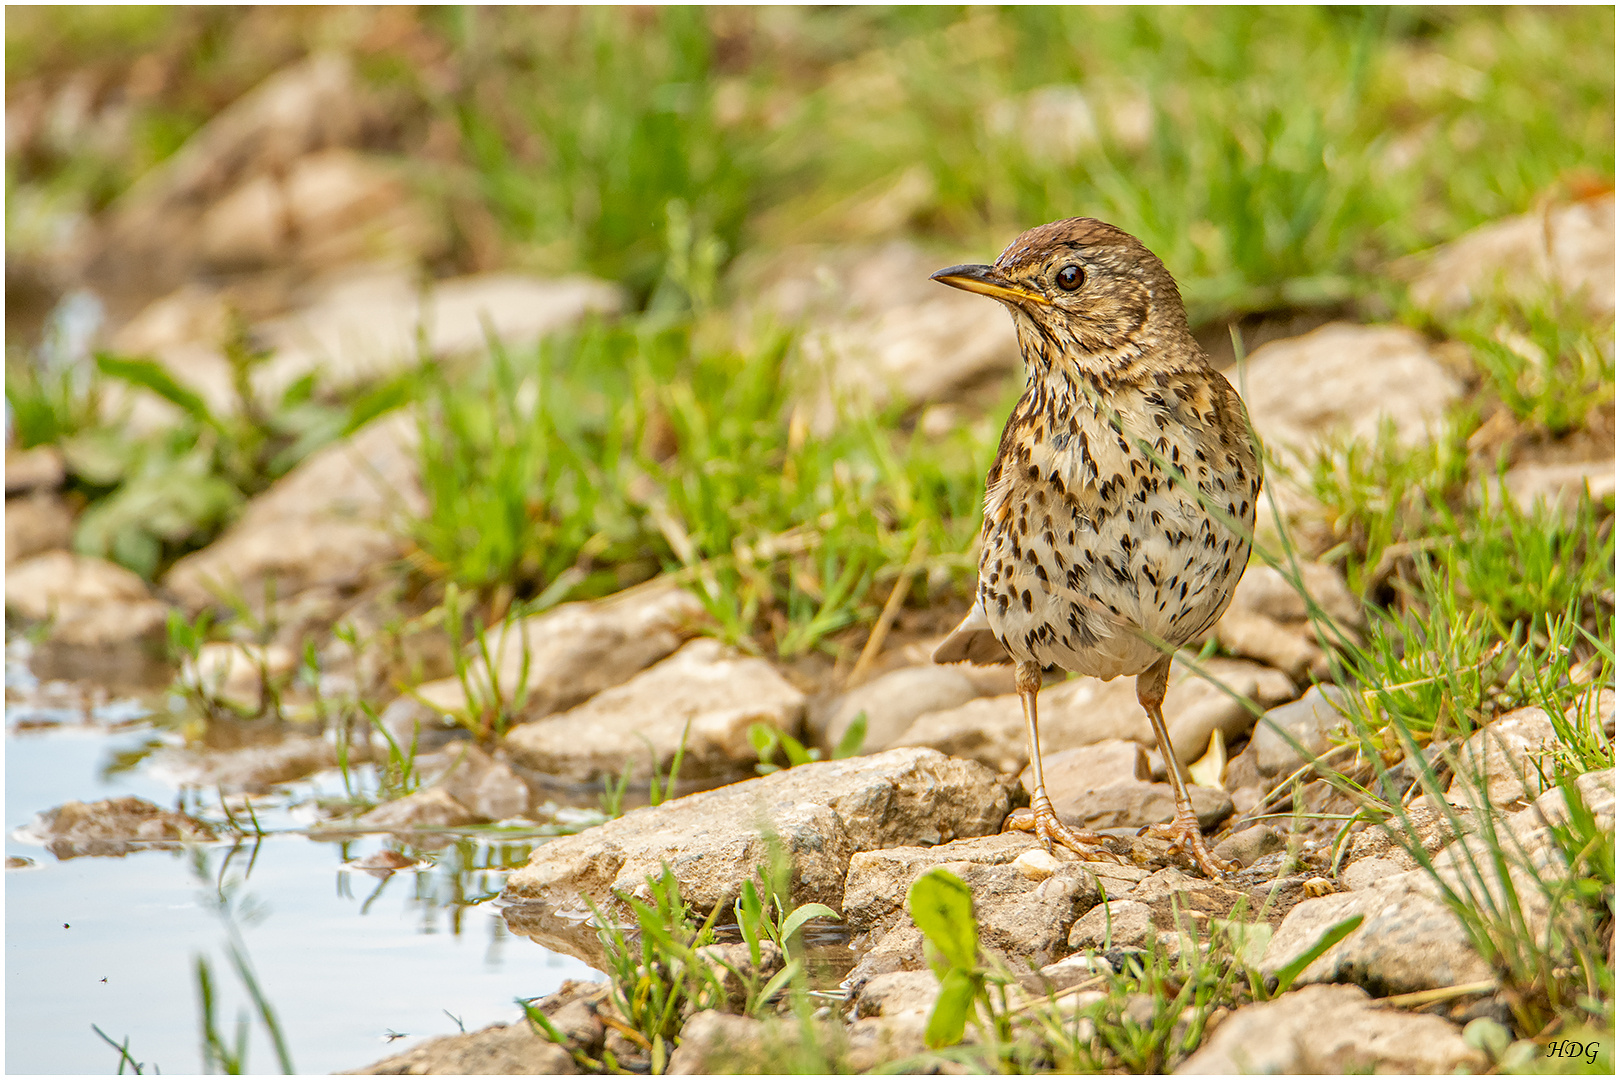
[932,217,1192,368]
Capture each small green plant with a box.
[748,713,867,775]
[907,868,1015,1050]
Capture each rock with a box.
[665,1012,779,1075]
[1250,685,1354,779]
[1342,804,1474,873]
[853,970,940,1018]
[5,445,65,493]
[346,1019,576,1075]
[148,734,339,795]
[87,54,394,308]
[1569,686,1617,740]
[1176,983,1485,1074]
[899,658,1294,774]
[1122,867,1259,935]
[753,243,1022,432]
[841,832,1050,929]
[695,941,785,1013]
[1526,767,1615,833]
[181,642,298,712]
[278,148,443,273]
[5,491,75,563]
[1213,824,1285,868]
[809,665,980,755]
[4,551,169,645]
[1492,460,1617,519]
[499,747,1013,967]
[415,742,533,822]
[1341,856,1406,892]
[1046,780,1234,832]
[164,411,421,612]
[1012,848,1062,881]
[356,788,479,831]
[845,923,928,987]
[1238,323,1465,468]
[1068,900,1154,951]
[14,796,215,859]
[502,638,805,786]
[1261,871,1493,994]
[398,585,706,729]
[1038,953,1113,991]
[1213,562,1364,679]
[1443,706,1559,809]
[1016,739,1150,797]
[1407,195,1615,318]
[252,269,625,403]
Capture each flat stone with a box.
[1238,323,1465,469]
[1176,983,1485,1074]
[345,1019,575,1075]
[4,491,75,564]
[1016,739,1150,798]
[1492,460,1617,519]
[14,796,216,859]
[1406,194,1615,318]
[148,734,338,795]
[5,444,66,493]
[1251,684,1354,779]
[414,742,533,822]
[401,584,707,729]
[897,657,1293,774]
[499,747,1012,967]
[665,1012,787,1075]
[1341,856,1406,892]
[809,665,980,755]
[1068,899,1154,951]
[181,642,298,712]
[853,970,940,1018]
[1212,561,1363,680]
[355,788,479,831]
[164,410,421,612]
[1443,706,1559,809]
[502,638,806,785]
[841,832,1040,930]
[4,551,169,646]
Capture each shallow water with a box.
[4,648,599,1075]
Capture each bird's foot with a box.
[1005,794,1127,864]
[1138,813,1237,879]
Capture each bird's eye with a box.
[1056,264,1084,291]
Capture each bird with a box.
[930,217,1261,878]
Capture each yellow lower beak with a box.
[931,263,1050,306]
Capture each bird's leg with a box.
[1134,658,1237,878]
[1003,660,1124,863]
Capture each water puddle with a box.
[4,641,599,1075]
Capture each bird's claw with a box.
[1139,814,1237,879]
[1005,795,1127,864]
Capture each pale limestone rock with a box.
[4,551,169,645]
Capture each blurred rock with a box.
[1041,778,1233,833]
[1341,855,1405,892]
[148,734,338,795]
[695,940,785,1013]
[164,410,420,612]
[1489,460,1616,519]
[400,585,706,731]
[665,1012,778,1075]
[14,796,215,859]
[854,970,939,1019]
[1406,194,1615,318]
[5,551,169,645]
[1212,824,1285,868]
[1239,323,1465,468]
[5,445,66,493]
[414,742,532,822]
[5,491,75,563]
[983,83,1154,165]
[809,664,980,755]
[748,243,1022,432]
[252,268,625,402]
[347,1019,575,1075]
[1177,983,1484,1074]
[898,658,1293,773]
[356,788,479,831]
[499,747,1012,967]
[281,148,444,273]
[1250,684,1354,779]
[182,641,297,712]
[503,638,806,786]
[1213,562,1363,679]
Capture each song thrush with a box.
[931,217,1261,878]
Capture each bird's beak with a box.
[930,263,1050,306]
